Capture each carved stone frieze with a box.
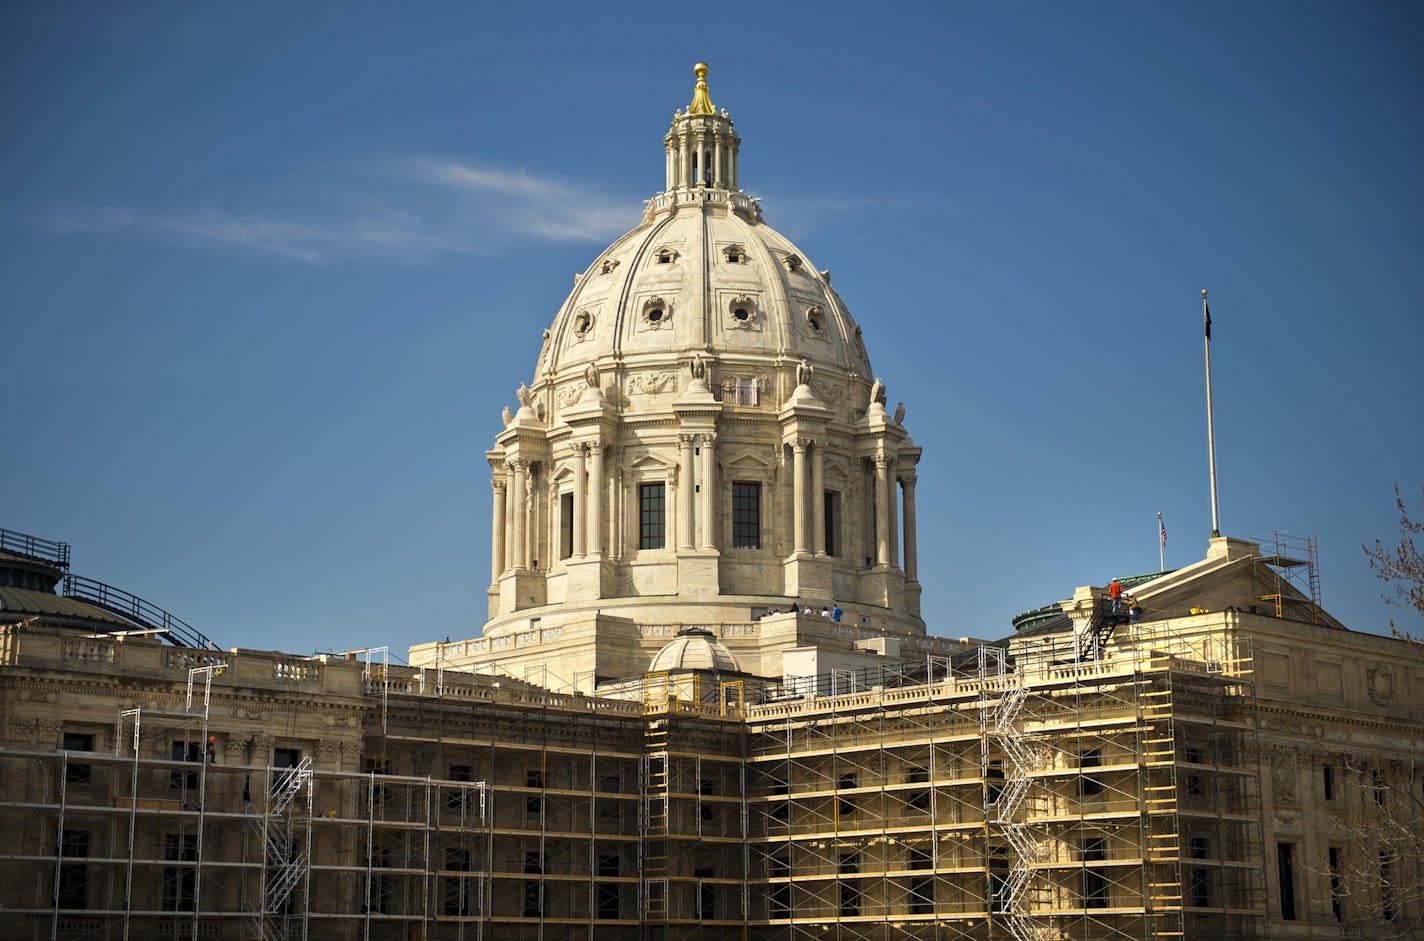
[626,371,678,396]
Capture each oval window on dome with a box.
[806,305,825,332]
[573,311,595,340]
[641,297,672,329]
[733,307,749,321]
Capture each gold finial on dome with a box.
[687,62,715,115]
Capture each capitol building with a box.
[1,64,1420,941]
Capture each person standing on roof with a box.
[1109,578,1124,616]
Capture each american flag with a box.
[1159,517,1167,546]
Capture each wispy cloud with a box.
[36,158,641,265]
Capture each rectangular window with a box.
[1372,768,1387,806]
[524,851,543,874]
[696,868,715,920]
[1079,747,1103,797]
[63,733,94,785]
[985,760,1004,805]
[597,882,620,919]
[908,848,932,870]
[163,834,198,911]
[1190,867,1211,908]
[769,883,791,916]
[824,491,840,556]
[839,852,860,874]
[523,880,543,918]
[769,852,790,878]
[732,482,761,549]
[447,764,473,810]
[442,874,472,916]
[1082,868,1109,909]
[837,772,857,822]
[598,853,621,877]
[732,376,759,406]
[171,740,201,790]
[639,482,665,550]
[909,875,934,915]
[56,829,90,909]
[365,757,391,806]
[1323,763,1335,801]
[839,880,862,917]
[560,492,574,559]
[1277,842,1297,920]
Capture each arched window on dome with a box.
[722,244,746,264]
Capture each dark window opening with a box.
[1083,868,1109,909]
[696,868,715,920]
[171,740,201,790]
[769,883,791,916]
[163,834,198,911]
[598,853,620,877]
[366,757,392,806]
[1323,764,1335,801]
[985,760,1004,805]
[63,733,94,785]
[524,851,543,874]
[597,882,620,919]
[447,764,473,810]
[839,852,860,874]
[1381,851,1397,922]
[1190,868,1211,908]
[639,483,665,550]
[1080,748,1103,796]
[56,829,90,909]
[732,482,761,549]
[769,852,790,878]
[909,876,934,915]
[560,492,574,560]
[442,874,472,916]
[824,491,840,556]
[839,881,862,917]
[523,880,543,918]
[908,849,932,870]
[1277,842,1297,920]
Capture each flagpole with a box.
[1157,511,1165,572]
[1203,289,1221,538]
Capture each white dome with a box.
[647,627,742,674]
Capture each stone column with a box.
[511,460,529,571]
[573,444,588,558]
[504,461,517,572]
[491,479,506,583]
[714,142,723,188]
[792,438,809,555]
[887,458,899,569]
[874,456,890,566]
[678,434,696,551]
[811,442,825,556]
[588,443,604,557]
[902,473,918,581]
[699,433,717,549]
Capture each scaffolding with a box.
[2,618,1266,941]
[1249,532,1322,623]
[740,616,1265,940]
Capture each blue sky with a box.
[4,2,1421,656]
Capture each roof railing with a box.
[0,528,71,568]
[62,574,218,651]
